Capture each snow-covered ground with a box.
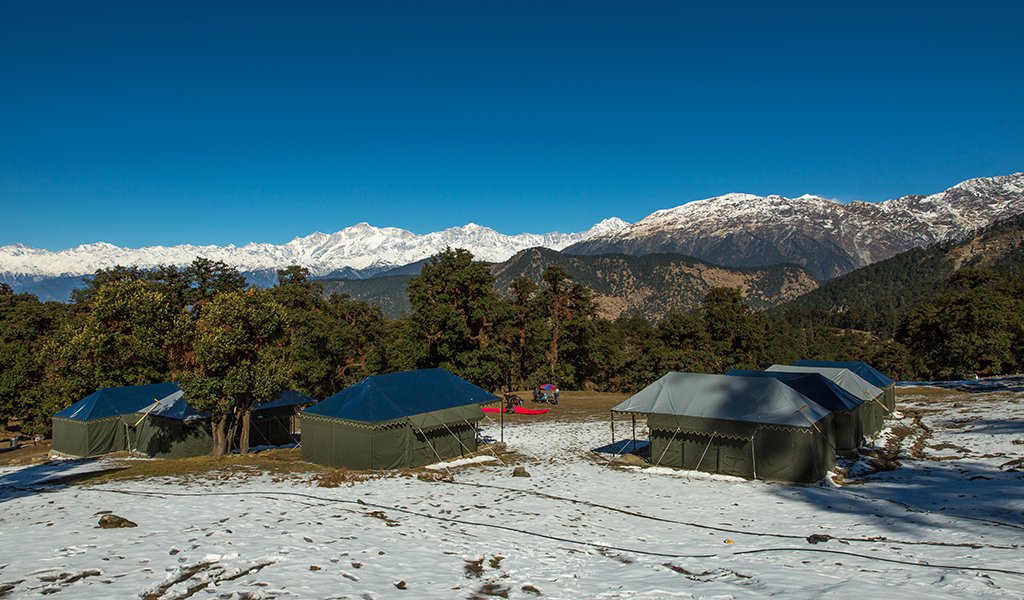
[1,387,1022,599]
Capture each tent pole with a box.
[500,404,504,444]
[610,411,615,445]
[461,417,506,466]
[631,415,636,453]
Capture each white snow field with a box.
[1,386,1022,599]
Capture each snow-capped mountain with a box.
[565,173,1024,280]
[0,218,631,282]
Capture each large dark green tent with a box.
[727,370,877,451]
[52,383,315,458]
[792,360,896,413]
[611,372,835,483]
[766,364,887,433]
[301,368,497,470]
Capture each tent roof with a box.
[304,368,498,424]
[766,365,884,401]
[148,390,207,420]
[55,383,316,422]
[611,372,830,427]
[726,370,864,411]
[792,360,894,387]
[54,382,181,421]
[253,388,316,411]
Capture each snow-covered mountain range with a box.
[3,172,1023,291]
[0,218,630,282]
[565,173,1024,279]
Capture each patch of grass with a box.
[76,448,327,485]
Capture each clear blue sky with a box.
[2,1,1022,249]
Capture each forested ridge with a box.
[2,215,1023,441]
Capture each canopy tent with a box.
[766,364,887,426]
[301,368,498,470]
[792,360,896,412]
[611,372,835,483]
[52,383,315,458]
[726,370,877,450]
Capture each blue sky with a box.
[2,1,1022,249]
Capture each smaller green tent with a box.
[301,368,497,470]
[766,365,886,434]
[612,372,836,483]
[727,370,873,451]
[792,360,896,413]
[52,383,315,458]
[52,383,179,457]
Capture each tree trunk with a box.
[239,410,251,455]
[225,412,240,456]
[210,414,228,457]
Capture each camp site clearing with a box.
[0,383,1022,599]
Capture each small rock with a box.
[806,534,833,544]
[97,514,137,529]
[512,466,531,478]
[309,565,321,571]
[394,580,407,589]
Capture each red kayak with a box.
[482,406,550,415]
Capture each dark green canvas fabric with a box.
[301,407,483,470]
[131,414,212,458]
[51,416,126,457]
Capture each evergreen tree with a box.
[407,248,504,388]
[174,289,288,456]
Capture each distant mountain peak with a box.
[565,173,1024,280]
[0,217,632,281]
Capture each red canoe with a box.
[482,406,550,415]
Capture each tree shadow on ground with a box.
[0,459,120,504]
[765,457,1024,540]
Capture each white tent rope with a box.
[652,428,680,468]
[695,432,717,470]
[462,417,507,466]
[414,426,454,477]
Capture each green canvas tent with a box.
[52,382,179,457]
[766,365,886,435]
[792,360,896,413]
[727,370,875,451]
[301,368,497,470]
[52,383,315,458]
[612,372,836,483]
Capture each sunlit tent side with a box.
[51,383,316,458]
[792,360,896,412]
[727,370,869,451]
[611,372,836,483]
[766,365,886,435]
[301,368,498,470]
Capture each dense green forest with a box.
[2,218,1023,441]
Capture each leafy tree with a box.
[505,277,545,390]
[174,289,288,456]
[701,287,765,371]
[185,257,247,305]
[0,290,71,433]
[657,311,713,373]
[900,285,1018,379]
[45,279,179,407]
[407,248,504,388]
[537,266,598,387]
